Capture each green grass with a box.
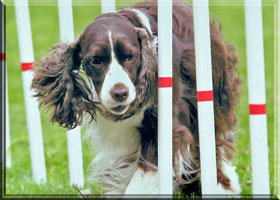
[4,0,278,197]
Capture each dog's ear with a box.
[134,28,157,107]
[31,39,97,130]
[209,21,241,136]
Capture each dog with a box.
[31,0,241,196]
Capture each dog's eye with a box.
[125,54,134,62]
[90,57,102,65]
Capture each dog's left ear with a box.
[134,28,158,107]
[32,38,97,130]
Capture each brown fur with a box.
[31,41,98,129]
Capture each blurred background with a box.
[3,0,278,196]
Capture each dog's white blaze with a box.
[100,31,136,114]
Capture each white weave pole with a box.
[1,3,11,168]
[58,0,84,188]
[278,2,280,197]
[192,0,218,195]
[245,0,270,195]
[6,74,11,169]
[158,0,173,196]
[101,0,116,14]
[14,0,47,183]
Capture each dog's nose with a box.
[110,83,129,102]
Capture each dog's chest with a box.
[87,111,144,164]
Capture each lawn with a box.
[3,0,278,198]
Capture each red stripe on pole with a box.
[0,53,5,61]
[21,62,34,71]
[197,90,213,102]
[249,104,266,115]
[158,77,172,88]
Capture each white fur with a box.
[127,9,158,55]
[128,9,153,36]
[125,168,158,196]
[100,31,136,115]
[84,110,144,194]
[125,160,241,196]
[217,160,241,195]
[217,146,241,195]
[177,147,199,181]
[88,79,100,102]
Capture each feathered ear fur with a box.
[135,27,157,105]
[120,28,157,120]
[31,39,97,130]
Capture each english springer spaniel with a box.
[31,0,241,196]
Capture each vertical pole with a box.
[14,0,47,183]
[245,0,270,195]
[6,73,11,169]
[277,1,280,197]
[58,0,84,188]
[1,2,11,168]
[158,0,173,196]
[101,0,116,14]
[193,0,218,195]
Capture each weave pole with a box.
[5,75,11,169]
[192,0,218,195]
[245,0,270,195]
[58,0,84,188]
[6,73,11,169]
[158,0,173,196]
[14,0,47,183]
[101,0,116,14]
[278,2,280,197]
[1,3,11,168]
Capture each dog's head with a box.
[31,10,158,129]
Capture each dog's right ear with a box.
[31,39,97,130]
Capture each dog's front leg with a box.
[125,167,158,195]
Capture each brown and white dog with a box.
[31,0,241,196]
